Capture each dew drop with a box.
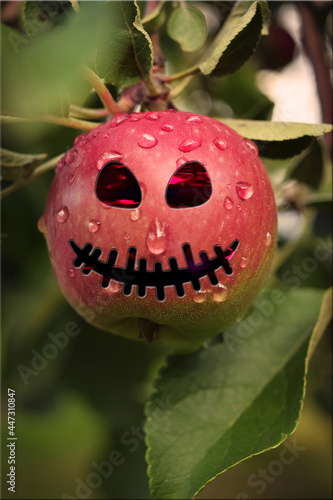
[186,115,203,123]
[236,204,241,211]
[224,197,234,210]
[65,149,78,165]
[235,182,254,200]
[137,133,158,148]
[56,206,69,223]
[145,112,160,121]
[69,269,75,278]
[37,214,47,234]
[82,147,92,156]
[240,257,248,268]
[74,133,87,146]
[97,151,123,170]
[213,138,227,151]
[265,232,272,246]
[110,113,129,127]
[130,209,141,221]
[176,156,188,167]
[56,156,66,172]
[245,139,258,155]
[146,219,168,255]
[129,113,141,122]
[124,232,130,240]
[266,203,271,211]
[226,184,231,190]
[193,291,206,303]
[140,182,147,199]
[213,284,229,302]
[109,280,123,293]
[68,175,75,185]
[88,219,101,233]
[102,133,109,139]
[161,123,174,132]
[178,137,202,152]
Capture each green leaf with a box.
[142,1,167,33]
[94,1,153,87]
[302,193,333,215]
[199,1,263,77]
[290,140,324,189]
[167,5,207,53]
[1,148,47,183]
[145,288,324,499]
[21,1,75,38]
[217,119,333,158]
[229,1,271,35]
[1,4,109,117]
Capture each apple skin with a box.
[41,111,277,352]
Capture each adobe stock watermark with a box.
[17,321,81,386]
[224,235,332,354]
[61,396,174,499]
[236,438,306,498]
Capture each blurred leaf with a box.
[303,193,333,215]
[94,1,153,87]
[142,0,167,33]
[145,288,324,499]
[230,0,271,35]
[1,3,109,117]
[290,140,324,190]
[21,1,75,38]
[1,148,47,183]
[218,119,333,158]
[307,287,332,362]
[199,1,263,77]
[167,4,207,52]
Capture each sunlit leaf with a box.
[1,148,47,183]
[145,288,324,499]
[94,1,153,87]
[167,4,207,52]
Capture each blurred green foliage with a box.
[1,1,332,499]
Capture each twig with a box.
[1,114,98,130]
[84,66,123,115]
[69,104,109,121]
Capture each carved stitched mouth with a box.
[69,239,239,302]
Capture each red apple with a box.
[40,111,277,352]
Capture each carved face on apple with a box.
[40,111,277,352]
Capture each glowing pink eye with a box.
[166,162,212,208]
[95,162,142,208]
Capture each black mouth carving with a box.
[69,239,239,302]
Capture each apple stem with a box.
[69,104,109,121]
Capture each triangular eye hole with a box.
[95,162,142,208]
[166,161,212,208]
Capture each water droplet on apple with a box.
[187,115,203,123]
[213,138,227,151]
[124,232,130,240]
[37,214,47,234]
[161,123,174,132]
[235,182,254,200]
[110,113,129,127]
[88,219,101,233]
[65,149,78,165]
[226,184,231,190]
[245,139,258,155]
[56,156,66,172]
[213,284,229,302]
[56,206,69,223]
[137,133,158,148]
[176,156,188,167]
[236,204,241,211]
[145,112,160,121]
[74,133,87,146]
[265,232,272,246]
[178,137,201,152]
[240,257,248,268]
[146,219,168,255]
[193,291,206,303]
[109,280,123,293]
[68,175,75,185]
[97,151,123,170]
[224,197,234,210]
[69,269,75,278]
[131,209,141,221]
